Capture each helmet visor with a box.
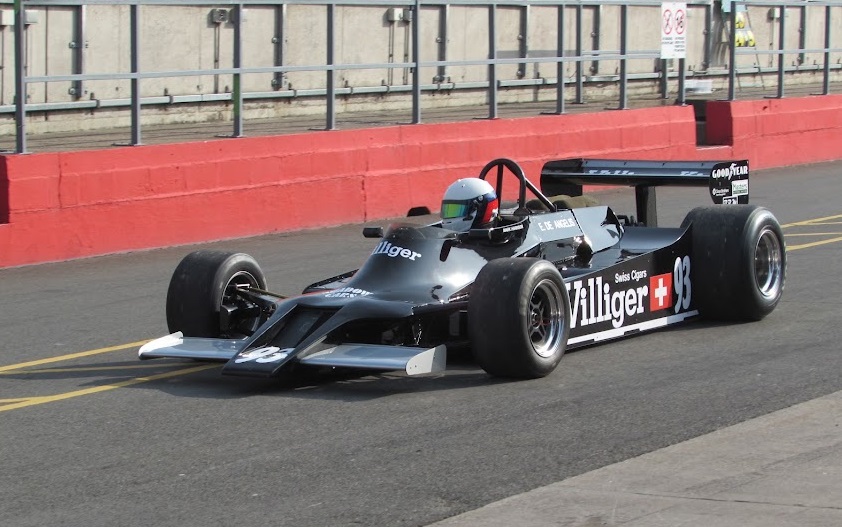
[441,200,472,220]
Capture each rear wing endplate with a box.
[540,158,749,226]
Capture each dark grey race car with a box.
[139,157,785,380]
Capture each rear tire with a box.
[166,250,267,338]
[681,205,785,321]
[469,258,570,378]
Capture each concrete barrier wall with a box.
[706,95,842,168]
[1,95,841,268]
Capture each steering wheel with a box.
[478,158,557,213]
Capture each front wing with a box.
[139,334,447,376]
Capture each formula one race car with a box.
[139,157,785,379]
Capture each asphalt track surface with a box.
[1,160,841,527]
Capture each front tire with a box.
[681,205,785,321]
[166,250,267,338]
[469,258,570,378]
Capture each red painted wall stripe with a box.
[1,98,841,268]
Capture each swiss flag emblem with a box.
[649,273,673,311]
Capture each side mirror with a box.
[439,238,460,261]
[363,226,384,239]
[468,220,525,243]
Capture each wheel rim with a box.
[220,270,261,336]
[754,227,783,299]
[528,278,565,358]
[221,271,260,304]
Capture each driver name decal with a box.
[372,241,421,261]
[537,217,578,232]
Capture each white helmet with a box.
[441,178,499,232]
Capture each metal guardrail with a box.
[729,0,840,99]
[3,0,842,153]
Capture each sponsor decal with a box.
[615,270,648,283]
[372,241,422,261]
[234,346,293,364]
[502,223,524,233]
[324,287,372,298]
[583,168,703,176]
[649,272,673,311]
[732,180,749,196]
[709,160,749,205]
[711,163,749,180]
[566,256,692,330]
[566,276,649,330]
[587,169,634,175]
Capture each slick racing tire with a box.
[681,205,785,321]
[469,258,571,379]
[166,251,267,338]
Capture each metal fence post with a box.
[69,6,86,100]
[14,0,26,154]
[434,4,449,84]
[775,3,785,98]
[728,4,737,100]
[659,59,668,99]
[574,3,583,103]
[488,3,497,119]
[822,4,831,94]
[702,2,712,70]
[517,5,528,78]
[618,3,628,109]
[272,4,286,90]
[591,4,601,75]
[554,3,565,114]
[412,0,421,124]
[326,3,336,130]
[797,3,806,66]
[677,57,686,105]
[130,3,141,145]
[232,3,244,137]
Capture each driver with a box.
[440,178,499,232]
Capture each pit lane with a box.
[1,161,841,527]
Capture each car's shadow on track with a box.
[141,319,740,400]
[122,321,738,401]
[1,353,514,402]
[124,346,526,402]
[122,366,511,402]
[3,320,742,402]
[156,352,512,402]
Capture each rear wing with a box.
[540,158,749,226]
